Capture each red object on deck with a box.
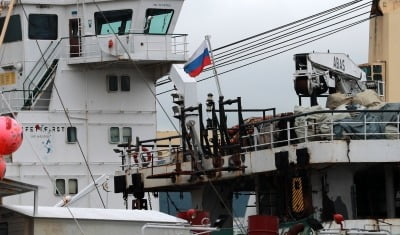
[248,215,279,235]
[333,213,344,230]
[177,210,211,235]
[108,39,113,48]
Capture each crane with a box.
[293,52,373,106]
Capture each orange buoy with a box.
[0,116,23,155]
[0,156,6,180]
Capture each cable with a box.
[213,0,367,52]
[213,1,371,61]
[166,192,181,213]
[211,2,372,65]
[210,2,371,67]
[198,16,373,83]
[210,11,371,70]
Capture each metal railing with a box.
[130,109,400,168]
[64,33,188,60]
[241,109,400,152]
[23,40,62,103]
[0,89,52,112]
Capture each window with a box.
[55,178,78,195]
[109,127,132,143]
[107,75,131,92]
[68,179,78,194]
[109,127,120,143]
[28,14,58,40]
[55,179,65,195]
[67,127,77,143]
[122,127,132,143]
[107,75,118,92]
[0,15,22,43]
[121,75,130,91]
[145,9,174,34]
[95,9,132,35]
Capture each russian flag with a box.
[184,40,212,77]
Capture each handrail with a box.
[23,41,53,97]
[23,39,63,103]
[26,40,62,90]
[241,108,400,151]
[129,108,400,169]
[29,60,58,108]
[243,109,400,128]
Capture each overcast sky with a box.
[156,0,370,130]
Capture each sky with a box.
[156,0,370,130]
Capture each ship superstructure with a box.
[0,0,187,208]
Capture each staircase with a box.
[23,40,61,110]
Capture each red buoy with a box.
[0,116,23,155]
[0,156,6,180]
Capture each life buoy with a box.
[200,217,210,225]
[133,147,152,163]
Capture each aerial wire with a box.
[198,16,373,82]
[211,1,372,64]
[210,11,371,69]
[213,0,368,52]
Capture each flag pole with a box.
[205,35,223,97]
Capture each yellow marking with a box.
[292,177,305,213]
[0,71,16,86]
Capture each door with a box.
[69,18,81,57]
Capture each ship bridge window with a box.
[28,14,58,40]
[0,15,22,43]
[145,9,174,34]
[95,9,132,35]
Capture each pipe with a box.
[54,174,108,207]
